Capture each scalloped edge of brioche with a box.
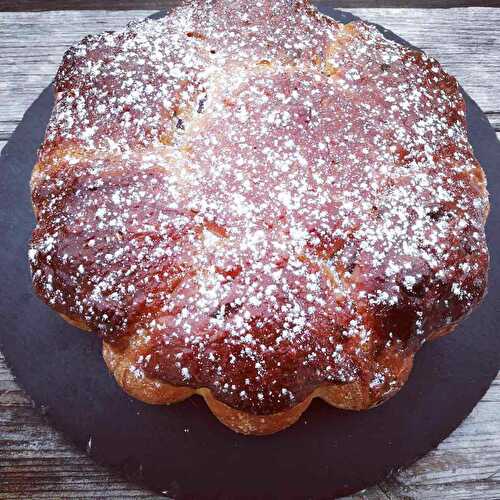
[53,312,461,435]
[101,340,414,435]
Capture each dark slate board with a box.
[0,8,499,499]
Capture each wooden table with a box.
[0,2,499,498]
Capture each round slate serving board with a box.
[0,8,499,499]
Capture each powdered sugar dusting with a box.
[29,0,489,414]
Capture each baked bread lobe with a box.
[29,0,489,434]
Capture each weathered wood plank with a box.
[0,8,499,143]
[0,7,499,500]
[2,0,500,12]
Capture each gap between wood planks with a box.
[1,1,500,13]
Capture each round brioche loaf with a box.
[29,0,489,434]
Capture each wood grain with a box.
[2,1,500,13]
[0,7,499,500]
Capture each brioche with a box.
[29,0,489,434]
